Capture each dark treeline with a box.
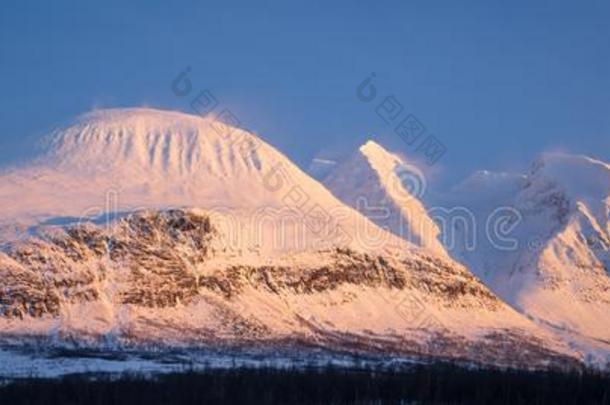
[0,363,609,404]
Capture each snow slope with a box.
[323,141,447,256]
[0,108,405,255]
[437,153,610,366]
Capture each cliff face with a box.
[1,210,213,318]
[1,210,499,317]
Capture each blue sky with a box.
[1,0,609,186]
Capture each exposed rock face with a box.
[1,210,500,316]
[0,209,581,370]
[0,261,61,318]
[199,250,499,310]
[1,210,214,316]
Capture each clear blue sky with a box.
[1,0,609,185]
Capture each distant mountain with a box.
[441,153,610,365]
[0,109,587,376]
[324,140,610,367]
[323,141,447,256]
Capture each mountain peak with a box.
[41,107,263,178]
[73,107,212,126]
[324,140,446,255]
[359,139,384,154]
[359,139,398,162]
[0,107,410,255]
[527,152,610,200]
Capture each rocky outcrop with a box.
[0,211,500,315]
[0,210,215,316]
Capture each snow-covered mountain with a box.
[441,153,610,365]
[0,108,583,373]
[0,108,378,254]
[323,140,610,367]
[323,141,447,256]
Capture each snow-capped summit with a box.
[44,108,261,177]
[1,108,404,254]
[451,170,526,200]
[438,152,610,365]
[324,140,447,256]
[526,152,610,202]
